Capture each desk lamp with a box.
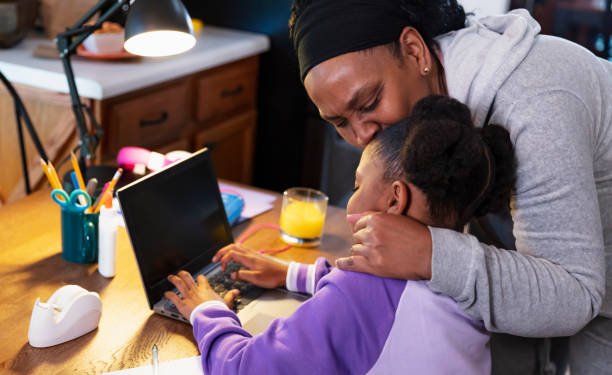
[56,0,195,174]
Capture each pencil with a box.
[93,168,123,213]
[47,160,63,190]
[70,152,87,192]
[39,158,56,189]
[90,182,109,214]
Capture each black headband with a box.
[293,0,408,82]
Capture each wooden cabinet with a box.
[0,55,260,205]
[195,57,258,125]
[194,110,256,183]
[107,79,190,154]
[98,55,260,178]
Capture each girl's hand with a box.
[336,212,432,280]
[165,270,239,320]
[212,244,289,288]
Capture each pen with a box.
[152,344,159,375]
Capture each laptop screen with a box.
[117,148,233,308]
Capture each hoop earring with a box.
[423,67,431,75]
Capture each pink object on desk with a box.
[116,147,191,174]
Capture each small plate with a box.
[76,44,137,60]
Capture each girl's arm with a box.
[191,269,402,375]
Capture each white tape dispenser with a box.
[28,285,102,348]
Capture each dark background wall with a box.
[182,0,320,194]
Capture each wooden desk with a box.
[0,187,351,374]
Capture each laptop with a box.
[117,148,307,335]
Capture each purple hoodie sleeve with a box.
[285,257,331,294]
[192,269,405,375]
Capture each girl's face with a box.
[346,149,391,215]
[346,146,432,225]
[303,29,441,148]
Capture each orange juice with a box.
[280,200,326,239]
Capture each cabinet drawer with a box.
[109,80,189,153]
[194,110,256,183]
[195,56,258,125]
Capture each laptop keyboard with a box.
[165,261,264,315]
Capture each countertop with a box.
[0,26,270,100]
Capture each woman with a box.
[166,96,514,374]
[289,0,611,373]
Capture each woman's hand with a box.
[336,212,433,280]
[212,244,289,289]
[165,270,239,320]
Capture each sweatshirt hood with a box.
[435,9,541,127]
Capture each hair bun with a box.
[411,95,473,127]
[401,95,516,227]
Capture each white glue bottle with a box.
[98,197,118,278]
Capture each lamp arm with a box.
[55,0,130,163]
[56,48,96,161]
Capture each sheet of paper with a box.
[218,182,277,223]
[102,355,203,375]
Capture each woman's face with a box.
[346,149,390,215]
[304,44,435,148]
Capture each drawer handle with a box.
[220,85,244,98]
[139,111,168,127]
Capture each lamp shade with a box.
[124,0,195,57]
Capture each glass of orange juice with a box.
[279,187,328,247]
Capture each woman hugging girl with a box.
[166,95,516,374]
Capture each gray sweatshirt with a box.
[425,10,612,337]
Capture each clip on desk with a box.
[0,183,351,374]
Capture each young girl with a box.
[165,95,516,374]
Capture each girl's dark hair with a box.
[368,95,516,227]
[289,0,467,55]
[368,120,409,183]
[401,95,516,227]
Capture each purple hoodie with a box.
[190,258,490,374]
